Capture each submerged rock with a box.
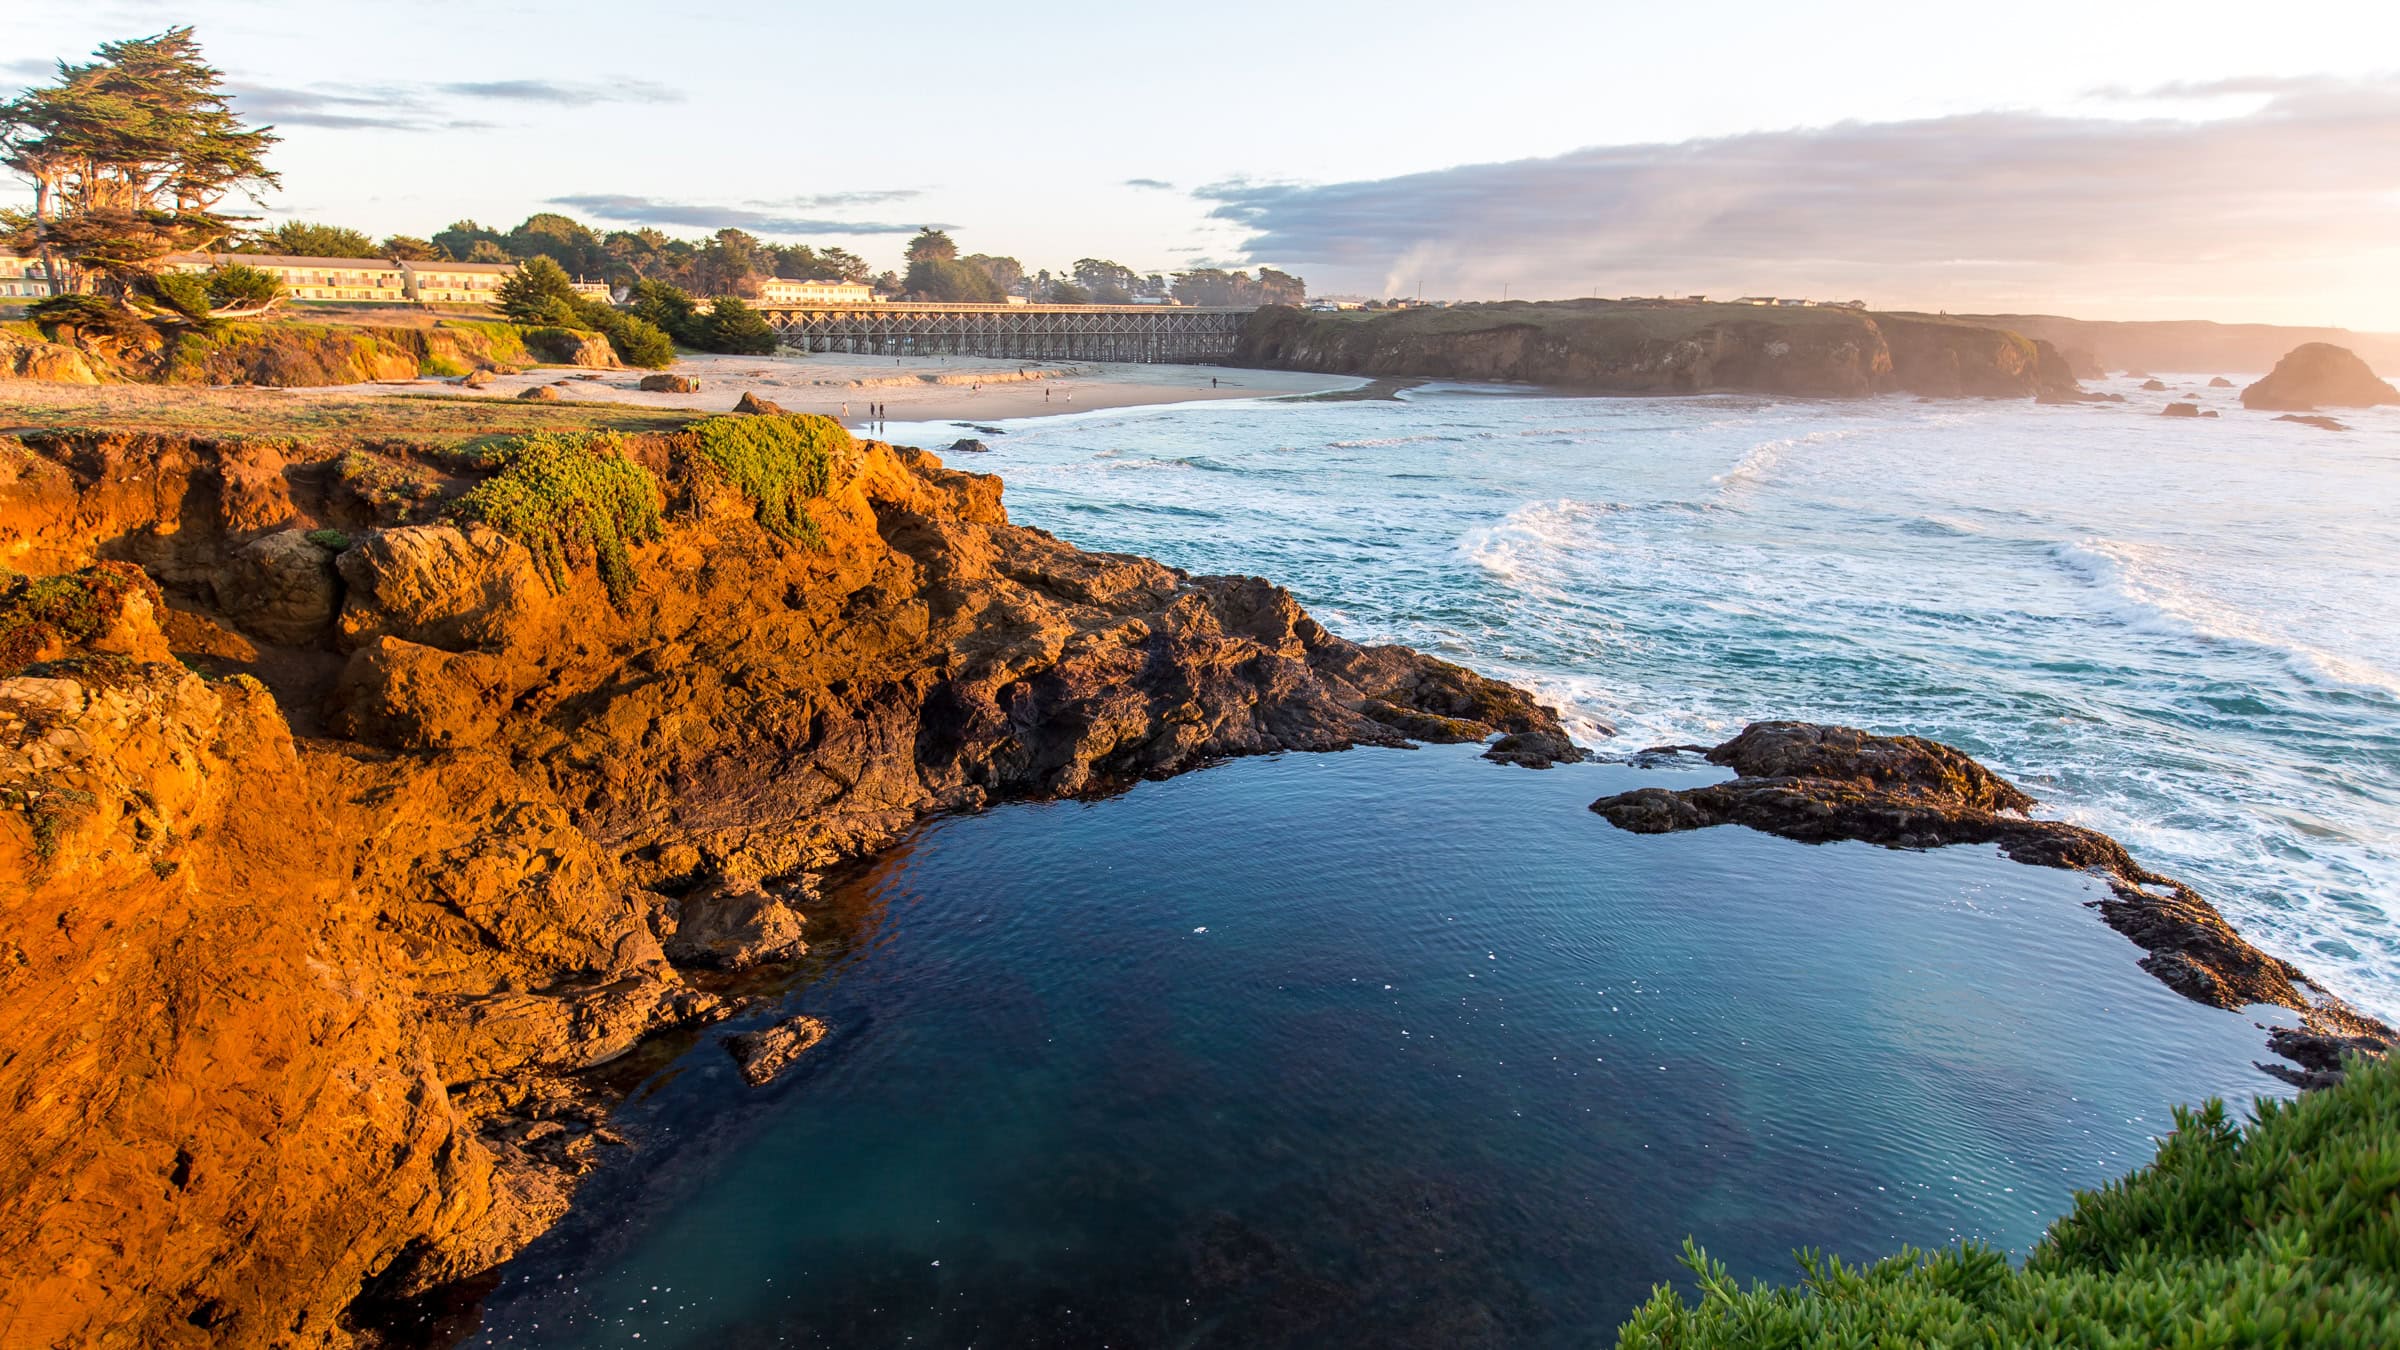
[2161,401,2201,417]
[2209,375,2236,388]
[2140,378,2170,391]
[727,1014,830,1086]
[949,438,992,453]
[2241,343,2399,411]
[2276,414,2351,431]
[1590,721,2393,1081]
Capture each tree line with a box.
[895,227,1303,306]
[240,221,1309,308]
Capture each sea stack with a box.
[2240,343,2400,411]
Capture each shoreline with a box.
[317,351,1372,427]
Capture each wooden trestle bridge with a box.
[753,302,1255,362]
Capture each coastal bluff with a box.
[0,415,1578,1348]
[1232,300,2085,400]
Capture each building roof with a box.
[172,252,407,270]
[166,252,518,273]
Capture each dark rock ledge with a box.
[1591,721,2394,1088]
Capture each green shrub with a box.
[604,314,676,368]
[144,270,218,322]
[454,431,662,607]
[689,414,846,549]
[0,562,162,676]
[496,255,580,325]
[206,263,284,309]
[30,293,154,340]
[628,278,699,345]
[305,528,352,552]
[419,353,469,378]
[1616,1054,2400,1348]
[697,297,778,355]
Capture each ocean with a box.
[454,376,2397,1346]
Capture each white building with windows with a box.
[756,277,874,305]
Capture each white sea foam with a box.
[2054,537,2400,697]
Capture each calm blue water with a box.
[456,376,2393,1347]
[466,749,2281,1348]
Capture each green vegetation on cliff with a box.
[1618,1053,2400,1347]
[688,414,846,549]
[455,431,663,606]
[0,561,160,677]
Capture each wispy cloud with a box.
[550,193,938,236]
[1124,178,1177,191]
[221,76,677,132]
[744,190,924,209]
[1199,76,2400,323]
[435,78,683,106]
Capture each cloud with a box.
[222,76,678,132]
[1124,178,1177,191]
[550,194,938,236]
[744,190,923,209]
[1199,77,2400,324]
[435,79,683,106]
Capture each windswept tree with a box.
[381,234,442,261]
[433,219,508,263]
[251,220,374,257]
[0,27,279,301]
[1072,258,1139,304]
[494,254,580,325]
[903,228,957,264]
[962,253,1026,296]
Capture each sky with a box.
[5,0,2398,327]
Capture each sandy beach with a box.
[316,351,1366,427]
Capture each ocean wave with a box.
[2052,538,2400,696]
[1710,426,1864,490]
[1458,499,1617,596]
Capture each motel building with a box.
[398,260,522,303]
[756,277,875,305]
[161,254,525,304]
[0,251,61,299]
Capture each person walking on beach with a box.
[1211,377,1218,388]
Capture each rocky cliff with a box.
[0,414,1577,1348]
[1232,301,2083,399]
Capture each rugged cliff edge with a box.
[1233,300,2085,400]
[0,415,1578,1348]
[1594,723,2395,1086]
